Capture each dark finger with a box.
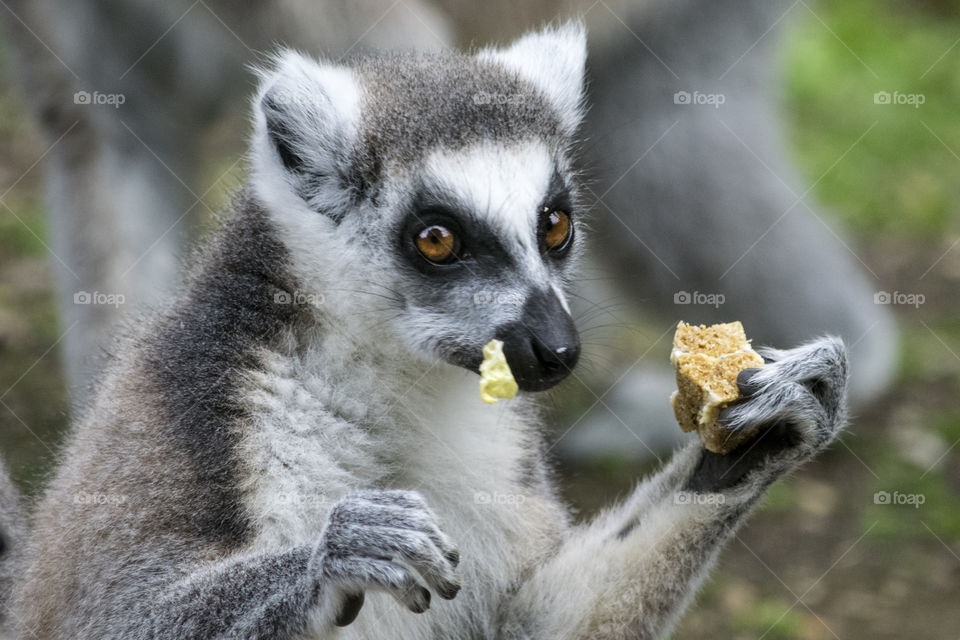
[736,368,763,398]
[334,591,365,627]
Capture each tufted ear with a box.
[477,21,587,135]
[250,50,361,220]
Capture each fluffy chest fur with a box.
[234,331,568,637]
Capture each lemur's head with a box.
[251,23,586,392]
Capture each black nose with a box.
[496,289,581,392]
[531,337,579,376]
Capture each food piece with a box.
[669,321,764,454]
[479,339,518,404]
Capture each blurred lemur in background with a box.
[0,0,894,458]
[5,25,850,639]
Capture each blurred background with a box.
[0,0,958,637]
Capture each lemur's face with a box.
[252,24,587,392]
[381,140,582,391]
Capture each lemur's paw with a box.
[319,489,461,626]
[687,336,848,492]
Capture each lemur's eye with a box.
[415,225,460,264]
[542,208,572,253]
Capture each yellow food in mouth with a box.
[479,339,518,404]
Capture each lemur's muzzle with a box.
[495,289,581,392]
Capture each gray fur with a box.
[0,458,24,637]
[355,52,567,167]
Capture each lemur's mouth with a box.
[455,348,577,393]
[461,289,580,392]
[440,289,580,392]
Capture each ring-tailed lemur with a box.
[8,24,848,639]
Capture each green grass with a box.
[898,321,960,382]
[864,466,960,541]
[730,597,806,639]
[932,411,960,442]
[785,0,960,237]
[761,477,798,513]
[861,408,960,541]
[0,197,49,256]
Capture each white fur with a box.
[236,326,568,640]
[477,22,587,135]
[423,140,555,279]
[250,50,361,221]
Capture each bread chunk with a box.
[669,321,764,453]
[479,339,518,404]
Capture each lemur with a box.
[8,24,848,639]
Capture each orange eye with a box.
[415,225,459,264]
[543,209,571,251]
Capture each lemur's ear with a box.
[251,50,360,218]
[478,21,587,135]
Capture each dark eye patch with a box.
[396,166,575,277]
[397,189,515,276]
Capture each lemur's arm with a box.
[500,337,848,640]
[137,490,460,639]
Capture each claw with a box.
[334,591,365,627]
[408,586,431,613]
[444,548,460,568]
[736,368,763,398]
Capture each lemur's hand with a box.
[686,336,848,493]
[318,489,461,626]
